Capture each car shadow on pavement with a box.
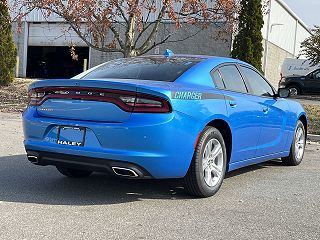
[224,159,283,179]
[0,154,282,205]
[0,154,192,205]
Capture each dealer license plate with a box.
[57,126,86,147]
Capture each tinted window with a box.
[82,57,200,82]
[219,65,247,93]
[211,70,225,89]
[241,67,274,97]
[312,69,320,79]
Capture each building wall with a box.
[90,23,232,68]
[262,0,310,55]
[261,0,311,86]
[294,23,311,57]
[12,21,232,77]
[262,40,294,86]
[12,22,28,78]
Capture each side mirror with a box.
[277,88,290,98]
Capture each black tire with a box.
[184,126,227,198]
[288,85,301,96]
[282,120,306,166]
[56,166,93,178]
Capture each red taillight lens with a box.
[28,87,171,113]
[132,95,171,113]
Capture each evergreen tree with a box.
[232,0,264,72]
[0,0,17,85]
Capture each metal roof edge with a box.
[275,0,312,34]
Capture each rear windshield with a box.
[81,57,200,82]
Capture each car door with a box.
[305,69,320,93]
[212,65,262,163]
[239,66,289,157]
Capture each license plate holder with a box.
[57,126,86,147]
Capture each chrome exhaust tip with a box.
[27,155,39,164]
[112,167,139,178]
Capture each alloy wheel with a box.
[295,126,305,160]
[202,138,224,187]
[289,87,299,96]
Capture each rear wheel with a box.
[282,120,306,166]
[184,127,227,198]
[56,166,93,178]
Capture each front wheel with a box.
[184,127,227,198]
[288,86,300,96]
[282,120,306,166]
[56,166,93,178]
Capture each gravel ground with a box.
[0,112,319,240]
[292,98,320,106]
[0,79,33,113]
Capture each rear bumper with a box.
[26,150,152,178]
[23,107,201,179]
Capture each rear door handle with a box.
[229,101,237,107]
[263,107,270,114]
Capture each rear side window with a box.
[211,70,225,89]
[81,57,200,82]
[241,67,274,97]
[219,65,247,93]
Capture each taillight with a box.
[28,90,45,106]
[28,87,171,113]
[132,94,171,113]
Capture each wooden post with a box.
[83,59,88,72]
[16,56,20,77]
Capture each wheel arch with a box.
[298,114,308,136]
[206,119,232,169]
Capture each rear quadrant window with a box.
[211,70,225,89]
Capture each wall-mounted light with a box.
[270,23,284,33]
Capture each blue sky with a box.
[283,0,320,28]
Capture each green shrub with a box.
[0,1,17,86]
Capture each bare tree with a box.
[12,0,237,57]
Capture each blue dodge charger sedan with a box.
[23,51,307,197]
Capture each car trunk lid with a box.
[29,79,172,122]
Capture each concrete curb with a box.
[307,134,320,143]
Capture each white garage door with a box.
[28,23,87,47]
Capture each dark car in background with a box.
[279,68,320,96]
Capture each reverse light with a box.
[28,87,171,113]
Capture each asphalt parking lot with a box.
[0,113,319,240]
